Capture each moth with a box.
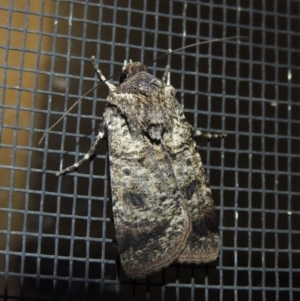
[40,37,244,279]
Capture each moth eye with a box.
[119,73,127,83]
[186,158,192,166]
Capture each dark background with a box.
[0,0,299,300]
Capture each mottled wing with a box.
[163,98,220,263]
[104,105,191,279]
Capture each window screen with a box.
[0,1,299,300]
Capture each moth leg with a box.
[161,65,170,84]
[91,56,116,92]
[56,126,107,176]
[194,129,227,140]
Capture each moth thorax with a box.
[119,61,147,83]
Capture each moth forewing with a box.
[104,105,191,278]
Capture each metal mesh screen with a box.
[0,0,299,300]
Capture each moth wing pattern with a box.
[162,100,220,263]
[104,105,191,279]
[103,63,220,278]
[55,61,220,278]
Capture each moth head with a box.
[119,60,147,83]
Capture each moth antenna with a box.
[145,36,248,67]
[38,72,115,145]
[39,36,247,145]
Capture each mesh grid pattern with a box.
[0,0,299,300]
